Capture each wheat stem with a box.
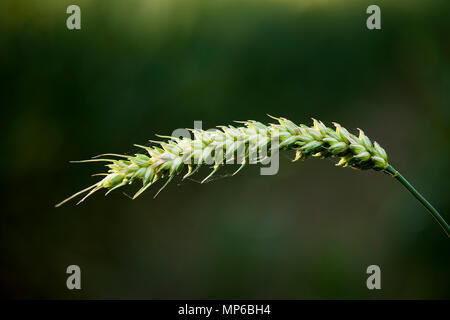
[385,165,450,238]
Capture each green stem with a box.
[385,165,450,238]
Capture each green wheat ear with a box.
[55,116,450,238]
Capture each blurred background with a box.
[1,0,449,299]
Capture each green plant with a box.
[56,116,450,237]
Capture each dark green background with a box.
[1,0,449,299]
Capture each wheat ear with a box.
[55,116,450,237]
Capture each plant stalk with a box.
[385,165,450,238]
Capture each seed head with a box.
[55,116,389,207]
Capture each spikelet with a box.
[55,116,389,207]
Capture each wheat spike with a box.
[55,116,388,207]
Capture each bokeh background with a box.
[1,0,449,299]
